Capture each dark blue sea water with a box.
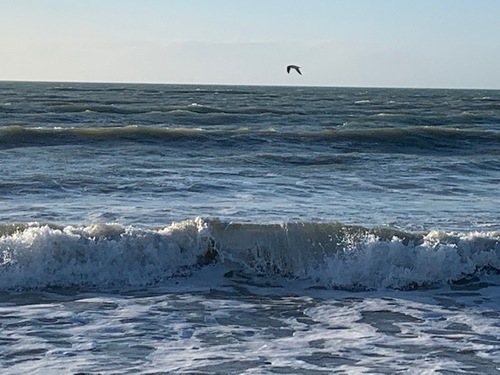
[1,82,499,374]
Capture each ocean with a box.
[0,81,499,374]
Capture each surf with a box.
[1,218,499,291]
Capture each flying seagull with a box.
[287,65,302,75]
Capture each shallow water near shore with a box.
[1,270,500,374]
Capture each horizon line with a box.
[1,79,499,91]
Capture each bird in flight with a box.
[287,65,302,75]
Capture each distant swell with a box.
[1,219,499,291]
[43,102,297,116]
[1,125,499,155]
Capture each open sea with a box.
[1,81,499,374]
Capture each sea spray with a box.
[0,219,212,290]
[1,219,499,290]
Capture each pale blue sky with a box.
[1,0,499,88]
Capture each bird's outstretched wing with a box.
[287,65,302,75]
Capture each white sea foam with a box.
[1,219,499,291]
[0,219,211,290]
[314,230,500,289]
[3,82,500,374]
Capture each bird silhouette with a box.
[287,65,302,75]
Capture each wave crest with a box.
[2,126,499,156]
[0,219,212,290]
[1,219,499,290]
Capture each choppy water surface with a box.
[1,82,499,373]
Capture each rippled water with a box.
[1,82,499,373]
[2,273,500,374]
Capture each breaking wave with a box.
[1,218,499,291]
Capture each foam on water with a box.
[1,218,499,291]
[2,271,500,374]
[0,219,212,290]
[2,82,500,373]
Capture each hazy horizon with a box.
[3,79,500,92]
[2,0,499,90]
